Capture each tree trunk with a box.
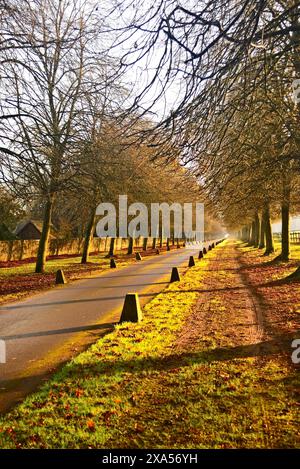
[281,180,291,261]
[81,207,96,264]
[152,237,156,249]
[108,237,115,257]
[246,225,251,244]
[259,214,265,249]
[281,201,290,261]
[35,195,54,273]
[254,212,260,247]
[143,237,148,251]
[263,204,274,255]
[250,220,256,245]
[127,237,134,255]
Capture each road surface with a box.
[0,243,211,413]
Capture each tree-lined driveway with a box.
[0,244,210,413]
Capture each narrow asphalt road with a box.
[0,243,212,413]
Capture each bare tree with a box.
[0,0,111,272]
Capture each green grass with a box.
[0,254,104,277]
[274,241,300,260]
[0,243,298,449]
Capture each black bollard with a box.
[119,293,142,323]
[188,255,195,267]
[170,267,180,283]
[56,269,67,285]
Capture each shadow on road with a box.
[0,322,116,341]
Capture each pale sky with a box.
[272,216,300,233]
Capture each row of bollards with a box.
[169,241,218,285]
[55,247,156,284]
[56,239,223,323]
[55,242,219,285]
[119,240,220,323]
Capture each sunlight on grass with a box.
[274,241,300,260]
[0,255,106,277]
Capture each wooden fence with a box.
[273,231,300,244]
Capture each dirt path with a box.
[175,241,267,352]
